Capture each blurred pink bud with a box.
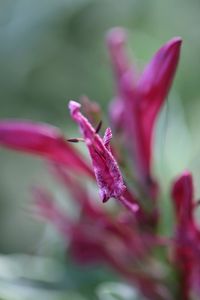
[106,27,130,81]
[171,171,194,227]
[171,172,200,300]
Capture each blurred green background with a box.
[0,0,200,299]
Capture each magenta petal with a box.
[107,28,134,130]
[0,120,94,177]
[117,38,181,196]
[119,71,155,193]
[171,172,198,300]
[138,37,182,161]
[69,100,126,202]
[171,171,194,225]
[106,27,130,82]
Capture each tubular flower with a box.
[69,100,126,202]
[107,28,182,198]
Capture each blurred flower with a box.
[0,119,94,177]
[2,27,198,300]
[172,172,200,300]
[107,28,181,198]
[33,165,171,300]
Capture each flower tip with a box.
[152,37,182,66]
[164,36,182,55]
[106,27,127,48]
[69,100,81,115]
[170,36,182,45]
[175,170,192,183]
[171,170,193,199]
[182,170,192,177]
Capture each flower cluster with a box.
[0,27,199,300]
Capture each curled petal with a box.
[0,120,94,177]
[69,100,126,202]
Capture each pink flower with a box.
[0,26,188,300]
[107,28,182,198]
[69,100,126,202]
[0,120,94,177]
